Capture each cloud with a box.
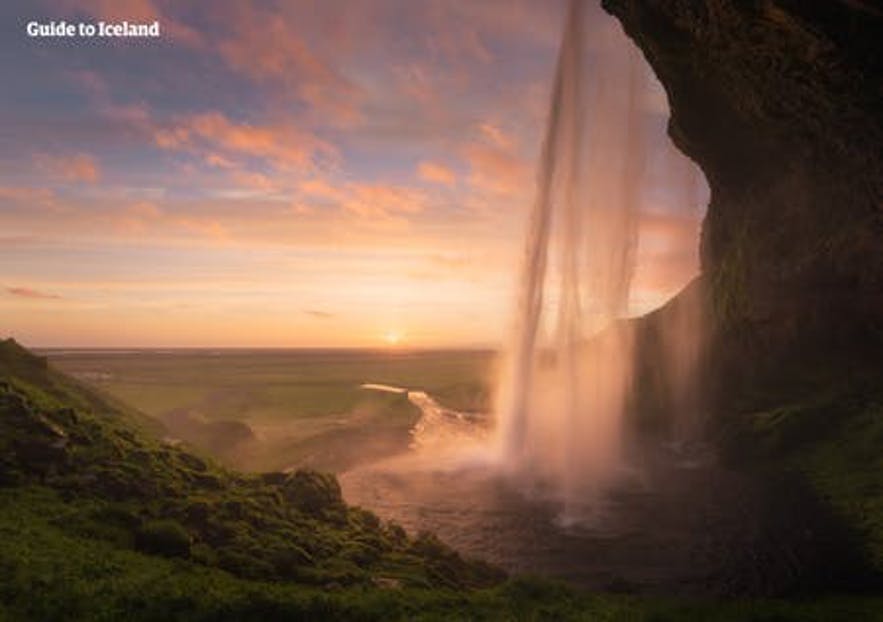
[56,0,204,47]
[155,112,335,172]
[115,201,164,233]
[232,171,277,192]
[300,178,345,202]
[299,178,427,221]
[629,211,702,312]
[417,161,456,186]
[36,153,100,183]
[303,309,334,319]
[0,186,55,205]
[478,123,515,149]
[205,153,235,169]
[464,142,530,196]
[341,183,427,219]
[395,62,437,104]
[5,286,62,300]
[637,211,702,258]
[216,3,361,125]
[175,217,230,241]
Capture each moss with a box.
[280,469,345,519]
[135,519,192,559]
[716,380,883,579]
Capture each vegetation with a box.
[47,348,495,472]
[4,489,883,621]
[0,339,503,591]
[2,338,882,619]
[718,373,883,576]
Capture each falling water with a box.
[496,0,704,520]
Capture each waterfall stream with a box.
[496,0,663,518]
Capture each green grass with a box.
[3,339,883,620]
[3,487,882,621]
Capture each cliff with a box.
[605,0,882,397]
[607,0,883,578]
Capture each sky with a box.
[0,0,706,348]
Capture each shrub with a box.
[281,470,344,517]
[135,519,191,558]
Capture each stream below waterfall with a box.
[341,385,865,596]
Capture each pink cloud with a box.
[464,142,529,196]
[417,161,456,186]
[631,211,702,310]
[155,112,334,172]
[217,4,361,125]
[115,201,163,233]
[232,171,277,192]
[205,153,235,169]
[298,177,428,222]
[36,153,100,183]
[300,178,345,202]
[175,217,230,241]
[342,184,427,219]
[57,0,204,47]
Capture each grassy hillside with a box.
[0,339,504,590]
[2,338,882,620]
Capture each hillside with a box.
[0,338,504,619]
[5,339,883,620]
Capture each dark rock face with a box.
[607,4,883,591]
[604,0,882,394]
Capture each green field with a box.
[45,349,498,473]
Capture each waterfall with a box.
[496,0,705,520]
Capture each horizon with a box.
[1,0,705,349]
[28,343,498,353]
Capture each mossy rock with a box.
[281,469,345,517]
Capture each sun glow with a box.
[383,330,404,346]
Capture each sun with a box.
[383,330,403,346]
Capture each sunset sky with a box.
[0,0,706,348]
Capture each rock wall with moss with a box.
[604,0,882,397]
[605,1,883,577]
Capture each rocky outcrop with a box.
[605,1,882,401]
